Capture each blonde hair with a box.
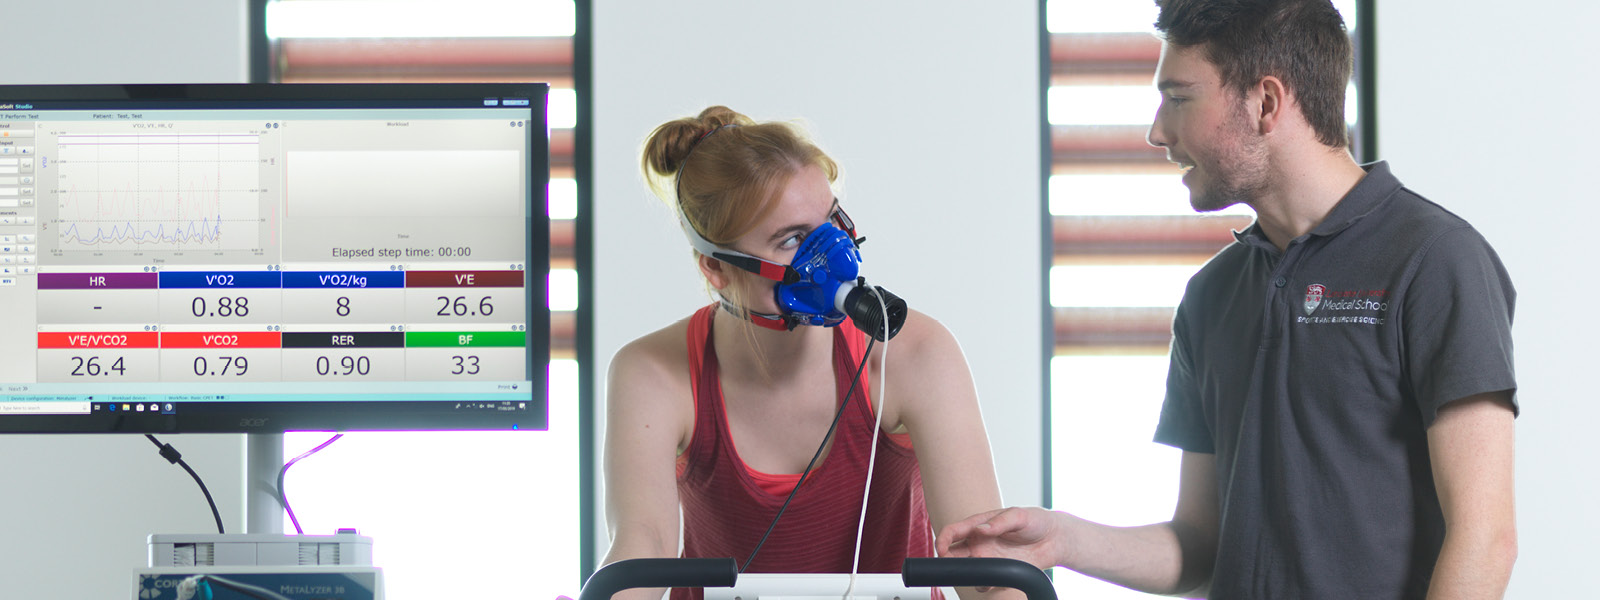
[642,106,838,248]
[641,106,839,303]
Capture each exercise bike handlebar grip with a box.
[901,558,1058,600]
[578,558,738,600]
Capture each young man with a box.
[938,1,1518,598]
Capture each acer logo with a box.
[239,418,269,427]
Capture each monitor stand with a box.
[244,432,285,534]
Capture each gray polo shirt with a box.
[1154,161,1517,599]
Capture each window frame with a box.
[250,0,596,589]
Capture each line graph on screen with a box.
[51,132,266,254]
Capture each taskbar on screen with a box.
[0,383,542,432]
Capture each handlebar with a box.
[577,558,738,600]
[903,558,1056,600]
[577,557,1056,600]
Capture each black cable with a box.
[277,433,344,535]
[740,334,878,573]
[145,434,225,534]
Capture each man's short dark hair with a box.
[1155,0,1353,148]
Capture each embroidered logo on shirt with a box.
[1296,287,1390,325]
[1304,284,1324,315]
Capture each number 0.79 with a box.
[193,356,248,376]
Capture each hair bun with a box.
[642,106,753,178]
[695,105,748,131]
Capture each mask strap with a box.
[718,297,795,331]
[677,199,855,284]
[673,124,798,280]
[677,204,798,283]
[830,204,859,241]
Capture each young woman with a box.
[601,106,1008,600]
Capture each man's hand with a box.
[943,454,1217,596]
[937,507,1063,572]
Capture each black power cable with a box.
[145,434,225,534]
[276,433,344,534]
[740,334,878,573]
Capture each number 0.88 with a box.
[192,297,250,317]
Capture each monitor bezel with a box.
[0,82,552,434]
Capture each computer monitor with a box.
[0,83,550,433]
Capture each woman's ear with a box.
[697,253,730,290]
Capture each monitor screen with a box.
[0,83,550,433]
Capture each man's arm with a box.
[1425,391,1518,599]
[937,451,1219,597]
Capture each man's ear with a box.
[697,253,730,290]
[1256,75,1287,134]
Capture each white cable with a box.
[175,574,293,600]
[176,576,201,600]
[844,289,892,599]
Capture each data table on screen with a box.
[31,267,528,385]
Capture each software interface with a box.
[0,96,540,420]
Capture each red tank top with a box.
[671,305,936,600]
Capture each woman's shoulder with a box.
[609,316,695,389]
[606,316,700,459]
[880,308,962,364]
[601,312,697,416]
[871,308,979,432]
[868,308,969,391]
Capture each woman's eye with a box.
[779,233,804,250]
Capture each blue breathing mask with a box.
[775,219,861,327]
[679,201,906,340]
[679,202,865,330]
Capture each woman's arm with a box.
[599,330,694,600]
[889,311,1003,534]
[887,311,1016,600]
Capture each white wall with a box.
[592,0,1045,555]
[1376,3,1596,597]
[2,1,249,85]
[0,1,250,598]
